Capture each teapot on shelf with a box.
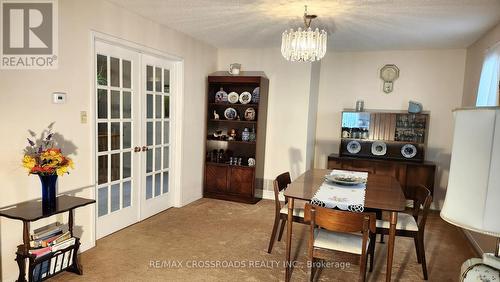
[228,63,241,75]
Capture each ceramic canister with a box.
[241,128,250,142]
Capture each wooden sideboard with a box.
[327,153,436,196]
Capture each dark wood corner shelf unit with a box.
[0,195,95,282]
[204,71,269,204]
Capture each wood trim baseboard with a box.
[462,229,484,257]
[262,190,285,201]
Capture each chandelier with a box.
[281,6,327,62]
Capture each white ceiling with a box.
[108,0,500,51]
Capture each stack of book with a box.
[28,223,75,259]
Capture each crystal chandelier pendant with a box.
[281,6,328,62]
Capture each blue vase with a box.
[39,174,58,213]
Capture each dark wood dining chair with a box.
[304,203,376,282]
[267,172,306,254]
[374,185,432,280]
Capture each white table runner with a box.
[311,170,368,212]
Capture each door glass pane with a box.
[122,60,131,89]
[155,95,162,118]
[98,123,108,152]
[154,173,161,197]
[110,57,120,87]
[155,121,161,145]
[96,54,107,86]
[123,181,131,208]
[163,69,170,93]
[111,122,120,150]
[163,121,169,144]
[146,175,152,199]
[155,148,161,171]
[98,186,108,216]
[123,152,131,178]
[147,94,153,118]
[146,65,153,91]
[123,122,131,149]
[97,89,107,119]
[123,91,131,119]
[146,149,153,173]
[155,67,162,92]
[111,184,120,212]
[164,96,170,118]
[111,153,120,181]
[147,122,153,146]
[162,171,169,194]
[111,90,120,119]
[98,155,108,184]
[163,146,169,169]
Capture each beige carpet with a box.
[53,198,476,281]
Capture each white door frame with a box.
[90,31,184,239]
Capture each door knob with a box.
[134,146,141,152]
[142,146,149,152]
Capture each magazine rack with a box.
[0,195,95,282]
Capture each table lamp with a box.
[441,107,500,280]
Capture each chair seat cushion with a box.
[376,213,418,231]
[313,229,369,255]
[279,206,304,218]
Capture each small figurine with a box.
[218,149,225,163]
[213,110,220,120]
[228,129,237,141]
[248,127,256,142]
[211,149,218,162]
[213,130,223,139]
[241,128,250,142]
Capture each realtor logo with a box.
[1,0,58,69]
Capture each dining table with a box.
[283,169,406,282]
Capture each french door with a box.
[95,41,174,238]
[140,54,173,219]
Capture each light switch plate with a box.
[80,111,87,124]
[52,92,66,104]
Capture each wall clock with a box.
[380,64,400,94]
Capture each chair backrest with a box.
[304,204,376,234]
[273,172,291,213]
[406,185,432,232]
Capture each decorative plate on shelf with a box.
[401,144,417,158]
[214,88,227,103]
[346,140,361,154]
[252,87,260,103]
[371,141,387,156]
[224,108,237,120]
[239,92,252,104]
[244,108,256,121]
[227,92,239,104]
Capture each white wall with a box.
[218,49,467,206]
[314,49,467,209]
[460,22,500,255]
[218,49,316,187]
[0,0,216,280]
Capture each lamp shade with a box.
[441,107,500,237]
